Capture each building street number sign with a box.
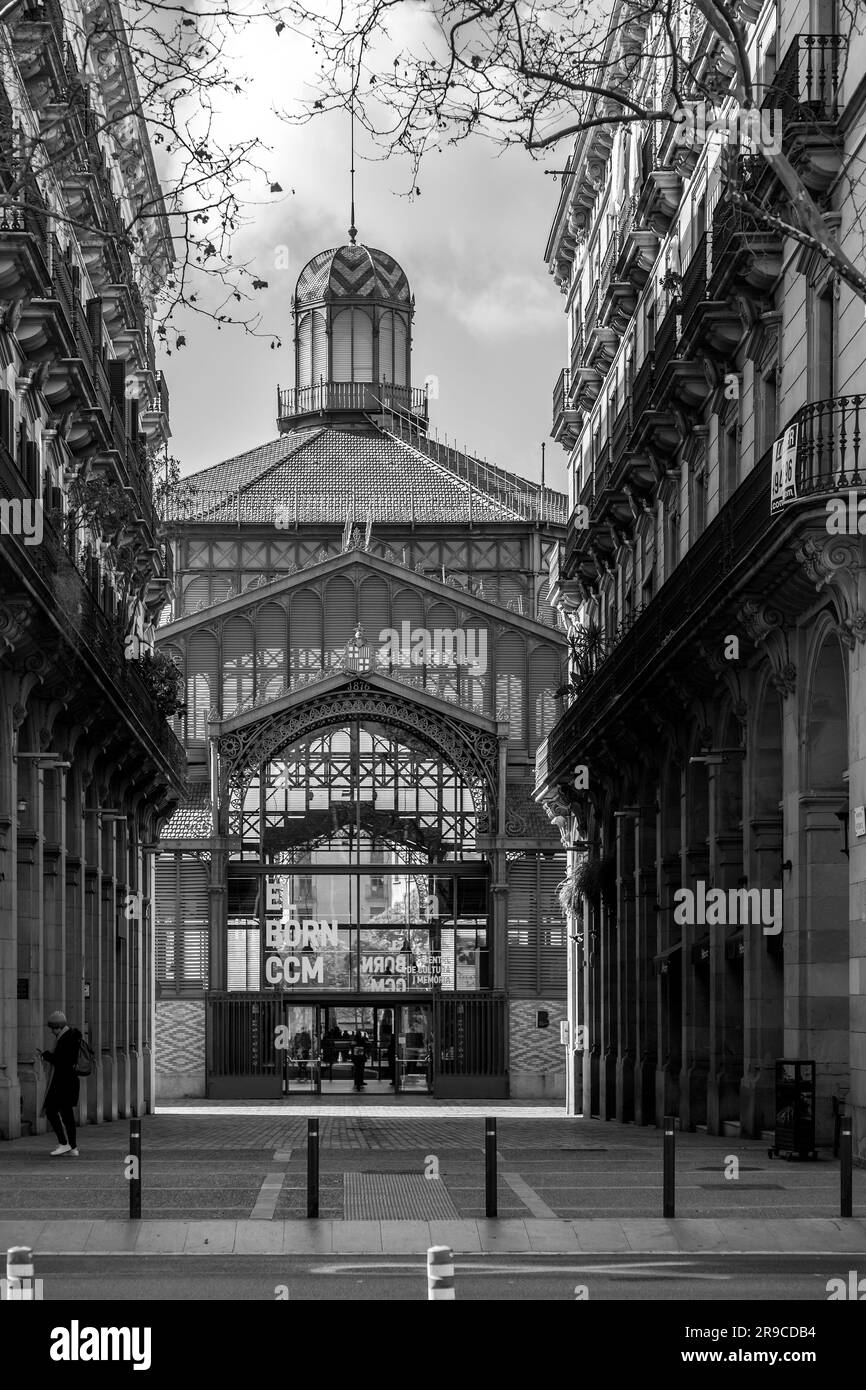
[770,424,798,514]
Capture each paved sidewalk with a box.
[1,1216,865,1257]
[2,1110,863,1227]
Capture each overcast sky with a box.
[161,10,570,496]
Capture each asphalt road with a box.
[27,1252,854,1300]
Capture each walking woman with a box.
[39,1011,82,1156]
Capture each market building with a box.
[153,240,571,1099]
[534,0,866,1158]
[0,0,181,1139]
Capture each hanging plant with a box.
[567,853,618,911]
[660,267,682,301]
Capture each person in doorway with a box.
[39,1012,82,1156]
[352,1031,367,1091]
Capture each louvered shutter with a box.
[378,310,394,382]
[154,855,209,992]
[182,576,210,616]
[311,308,327,384]
[186,632,218,747]
[539,858,567,994]
[529,645,562,752]
[221,617,253,716]
[496,633,526,745]
[332,309,352,381]
[227,929,261,991]
[466,621,490,715]
[352,309,373,382]
[297,312,312,388]
[359,576,390,650]
[507,857,537,994]
[256,603,287,702]
[324,575,355,666]
[391,589,424,690]
[393,313,408,386]
[290,590,322,677]
[426,601,459,704]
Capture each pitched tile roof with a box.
[161,782,212,840]
[178,423,567,527]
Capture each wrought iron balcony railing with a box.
[761,32,846,122]
[277,380,428,423]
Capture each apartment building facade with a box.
[534,0,866,1155]
[0,0,183,1138]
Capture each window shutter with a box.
[495,634,526,745]
[297,312,312,388]
[390,589,424,690]
[352,309,373,382]
[186,632,219,746]
[393,313,407,386]
[507,858,537,994]
[311,308,327,383]
[324,575,355,666]
[221,617,253,716]
[538,859,567,993]
[256,603,287,702]
[529,645,562,752]
[290,590,322,677]
[359,576,390,648]
[332,309,351,381]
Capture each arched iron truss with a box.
[216,677,501,832]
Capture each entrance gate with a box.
[205,992,508,1098]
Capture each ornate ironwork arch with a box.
[217,677,499,824]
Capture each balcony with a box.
[760,33,847,196]
[551,367,581,450]
[773,395,865,506]
[635,151,683,237]
[0,184,50,297]
[615,194,658,291]
[277,380,429,429]
[545,395,865,782]
[708,158,784,299]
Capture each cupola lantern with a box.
[278,243,428,431]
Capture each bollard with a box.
[840,1120,852,1218]
[129,1118,141,1220]
[427,1245,455,1300]
[485,1116,497,1218]
[663,1115,675,1218]
[307,1117,319,1218]
[6,1246,36,1301]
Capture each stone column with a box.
[0,687,21,1138]
[84,800,105,1124]
[615,814,636,1122]
[740,813,784,1136]
[786,794,849,1144]
[634,828,658,1127]
[680,767,710,1132]
[17,741,46,1135]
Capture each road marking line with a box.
[250,1149,292,1219]
[502,1172,558,1219]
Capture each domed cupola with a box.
[278,241,428,431]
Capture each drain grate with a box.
[697,1183,784,1190]
[344,1172,460,1220]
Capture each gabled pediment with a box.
[159,546,567,647]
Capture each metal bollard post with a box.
[485,1116,497,1218]
[5,1246,36,1301]
[840,1120,852,1218]
[427,1245,455,1300]
[129,1118,141,1220]
[663,1115,675,1218]
[307,1117,319,1219]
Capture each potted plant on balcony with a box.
[128,649,186,719]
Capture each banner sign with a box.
[770,423,798,514]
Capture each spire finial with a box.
[348,97,357,245]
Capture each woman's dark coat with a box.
[42,1028,82,1108]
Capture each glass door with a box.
[395,1005,432,1093]
[282,1005,320,1093]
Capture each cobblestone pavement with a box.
[1,1110,863,1223]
